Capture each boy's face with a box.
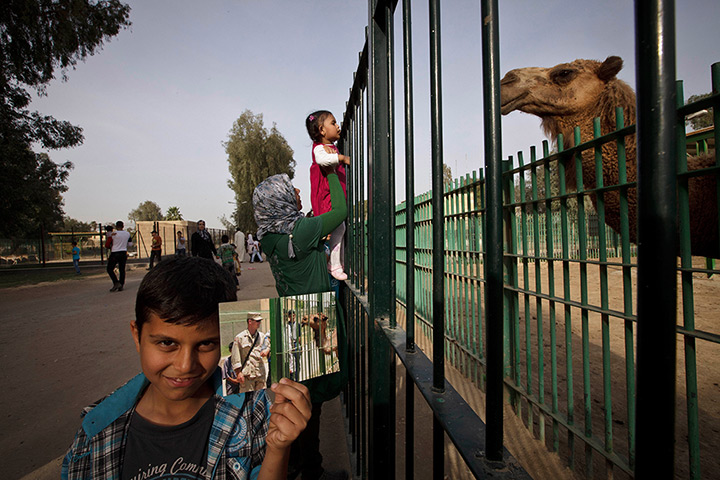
[131,313,220,405]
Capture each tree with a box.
[225,110,296,232]
[0,151,72,238]
[686,93,714,131]
[61,216,94,232]
[443,163,453,187]
[129,201,163,222]
[0,1,131,239]
[164,206,183,221]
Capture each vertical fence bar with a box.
[428,0,445,477]
[675,80,700,479]
[367,1,395,477]
[634,0,678,476]
[480,0,504,461]
[402,0,416,476]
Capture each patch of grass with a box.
[0,267,97,288]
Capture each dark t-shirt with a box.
[121,397,215,480]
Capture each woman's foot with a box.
[329,266,348,281]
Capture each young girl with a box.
[306,110,350,281]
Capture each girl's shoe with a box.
[330,266,348,281]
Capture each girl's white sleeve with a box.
[313,144,339,167]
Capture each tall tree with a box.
[129,201,163,222]
[164,206,183,221]
[0,151,72,238]
[225,110,296,233]
[0,1,131,239]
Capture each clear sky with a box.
[30,0,720,229]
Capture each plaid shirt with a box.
[61,370,269,480]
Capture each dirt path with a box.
[0,261,284,480]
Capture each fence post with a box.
[481,0,504,462]
[367,0,395,478]
[634,0,677,476]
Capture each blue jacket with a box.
[62,370,269,479]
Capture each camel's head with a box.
[500,56,625,118]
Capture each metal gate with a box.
[337,1,719,478]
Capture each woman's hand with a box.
[266,378,312,450]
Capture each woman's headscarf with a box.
[253,174,305,258]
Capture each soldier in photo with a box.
[230,312,268,392]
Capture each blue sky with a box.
[31,0,720,228]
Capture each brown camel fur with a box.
[500,56,718,258]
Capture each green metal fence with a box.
[338,0,719,479]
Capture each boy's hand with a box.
[267,378,311,450]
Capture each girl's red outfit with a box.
[310,143,347,215]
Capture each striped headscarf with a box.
[253,174,305,258]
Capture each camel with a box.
[500,56,718,258]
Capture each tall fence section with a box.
[338,1,719,479]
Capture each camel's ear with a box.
[598,56,623,82]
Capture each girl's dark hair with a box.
[135,256,237,335]
[305,110,332,143]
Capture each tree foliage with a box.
[129,201,163,222]
[443,163,453,187]
[61,216,95,232]
[164,206,183,221]
[225,110,296,233]
[0,151,73,237]
[0,0,131,239]
[686,93,714,131]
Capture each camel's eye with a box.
[551,68,577,85]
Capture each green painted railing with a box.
[337,0,719,478]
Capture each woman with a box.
[253,171,346,296]
[252,169,348,480]
[190,219,217,259]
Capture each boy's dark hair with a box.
[71,241,77,246]
[116,220,124,229]
[135,256,237,335]
[305,110,332,143]
[221,234,229,243]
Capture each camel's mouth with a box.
[500,91,530,115]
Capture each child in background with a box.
[176,230,187,256]
[305,110,350,281]
[218,234,239,286]
[71,241,81,274]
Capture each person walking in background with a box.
[175,230,186,256]
[306,110,350,281]
[217,234,239,287]
[248,233,263,263]
[148,229,162,269]
[234,229,246,262]
[71,241,81,275]
[107,220,132,292]
[191,219,218,260]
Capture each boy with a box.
[71,241,81,274]
[62,256,311,479]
